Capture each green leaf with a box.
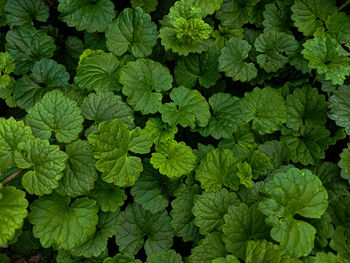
[56,36,85,71]
[188,232,227,263]
[291,0,337,36]
[81,91,135,129]
[106,7,158,57]
[0,254,10,263]
[170,184,201,242]
[89,180,127,212]
[15,138,68,196]
[194,0,223,17]
[159,0,212,56]
[259,168,328,257]
[245,240,285,263]
[74,51,121,92]
[248,150,273,179]
[5,24,56,75]
[254,31,298,72]
[131,162,169,214]
[216,0,260,28]
[302,37,350,85]
[0,185,28,247]
[197,93,245,139]
[146,250,183,263]
[330,226,350,260]
[174,46,221,89]
[242,87,286,135]
[120,58,173,114]
[115,203,174,256]
[25,90,84,143]
[144,118,178,144]
[338,144,350,184]
[263,1,292,33]
[222,203,270,259]
[150,140,196,179]
[329,86,350,135]
[131,0,158,13]
[218,37,258,82]
[286,85,328,131]
[71,211,119,258]
[4,0,49,27]
[193,189,240,235]
[212,255,240,263]
[281,123,331,165]
[305,252,341,263]
[103,254,142,263]
[0,117,33,173]
[13,58,70,110]
[326,12,350,48]
[29,195,99,250]
[56,140,97,197]
[236,162,253,188]
[58,0,116,33]
[195,148,239,192]
[160,86,210,129]
[88,118,152,186]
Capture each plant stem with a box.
[338,0,350,11]
[1,169,24,186]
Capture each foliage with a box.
[1,0,350,262]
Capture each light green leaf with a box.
[5,24,56,75]
[89,180,126,212]
[88,118,151,186]
[103,254,142,263]
[291,0,337,36]
[115,203,174,256]
[106,7,158,57]
[71,211,119,258]
[4,0,49,27]
[131,0,158,13]
[248,150,273,179]
[305,252,341,263]
[160,86,210,129]
[218,37,257,82]
[74,51,121,92]
[193,189,240,235]
[245,240,285,263]
[56,140,97,197]
[197,93,245,140]
[144,118,178,144]
[338,144,350,184]
[170,184,201,242]
[286,85,327,131]
[242,87,286,135]
[263,1,292,33]
[329,86,350,135]
[159,0,212,56]
[29,195,99,250]
[58,0,116,33]
[81,91,135,129]
[0,117,33,173]
[237,162,253,188]
[150,140,196,179]
[259,168,328,257]
[174,46,221,89]
[120,58,173,114]
[194,0,223,17]
[146,250,183,263]
[195,148,239,192]
[0,185,28,247]
[302,37,350,85]
[212,255,240,263]
[222,203,270,259]
[13,58,70,110]
[254,31,298,72]
[188,232,227,263]
[25,90,84,143]
[216,0,260,28]
[15,138,68,196]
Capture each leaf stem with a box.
[1,169,24,186]
[338,0,350,11]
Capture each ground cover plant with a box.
[1,0,350,262]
